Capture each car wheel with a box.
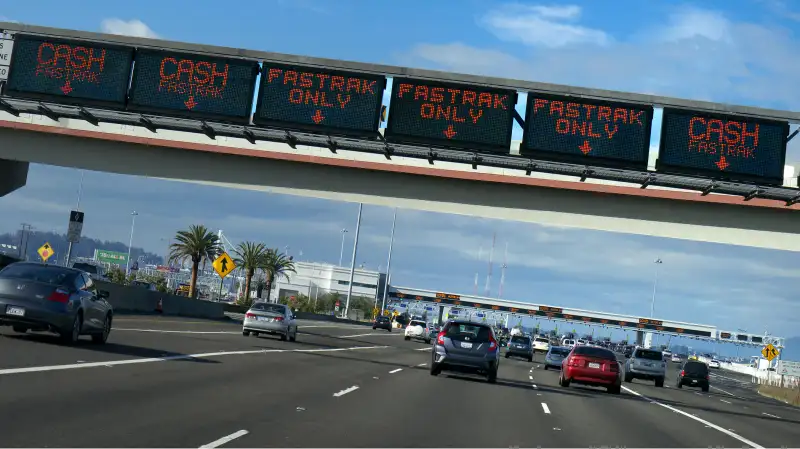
[290,328,297,342]
[504,353,510,359]
[281,332,288,341]
[373,327,376,330]
[91,314,112,344]
[701,385,709,393]
[252,331,260,337]
[388,328,392,332]
[242,330,251,336]
[430,363,442,376]
[559,374,570,388]
[655,377,664,388]
[425,338,431,344]
[624,373,633,383]
[528,356,533,362]
[12,325,27,333]
[404,336,410,341]
[607,385,621,395]
[487,368,498,384]
[676,382,683,389]
[544,365,549,370]
[61,312,82,345]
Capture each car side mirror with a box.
[98,290,110,299]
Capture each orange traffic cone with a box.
[156,298,163,314]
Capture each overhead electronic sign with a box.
[384,78,517,153]
[253,63,384,136]
[4,34,133,107]
[388,291,712,337]
[521,94,653,169]
[128,49,259,122]
[657,108,788,185]
[751,336,763,344]
[736,334,749,341]
[720,332,732,339]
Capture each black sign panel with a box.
[253,63,384,136]
[521,94,653,169]
[657,108,788,185]
[385,78,517,153]
[128,49,258,122]
[69,210,84,223]
[388,291,712,337]
[5,35,133,107]
[751,336,763,344]
[737,334,749,341]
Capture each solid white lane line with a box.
[340,332,403,338]
[711,385,740,398]
[199,430,249,448]
[417,363,427,367]
[389,368,403,374]
[333,386,359,397]
[541,403,551,414]
[762,412,781,419]
[0,345,389,376]
[621,386,763,448]
[720,399,732,404]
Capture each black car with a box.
[505,335,534,362]
[0,262,113,344]
[372,315,392,331]
[676,360,710,392]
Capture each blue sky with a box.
[2,0,800,355]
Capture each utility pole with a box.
[125,211,138,276]
[343,203,363,318]
[380,208,397,313]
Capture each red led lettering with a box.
[686,116,761,164]
[34,42,108,91]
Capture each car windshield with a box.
[635,349,663,361]
[684,361,708,375]
[409,321,426,327]
[251,303,286,314]
[0,264,75,285]
[550,348,570,356]
[573,346,615,359]
[445,323,491,342]
[510,336,529,344]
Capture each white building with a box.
[271,261,386,302]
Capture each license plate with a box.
[588,362,601,369]
[5,306,25,317]
[691,380,697,384]
[460,342,473,349]
[258,316,271,321]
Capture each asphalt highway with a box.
[1,316,798,448]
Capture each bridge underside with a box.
[0,121,798,252]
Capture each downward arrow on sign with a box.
[312,110,325,124]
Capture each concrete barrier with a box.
[95,281,225,320]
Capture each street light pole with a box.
[125,211,138,276]
[338,228,348,266]
[381,208,397,314]
[344,203,363,318]
[650,258,662,317]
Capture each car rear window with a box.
[635,349,664,361]
[683,361,708,375]
[563,339,575,345]
[377,316,389,322]
[573,346,615,359]
[535,338,549,343]
[445,323,492,342]
[551,347,571,356]
[251,303,286,314]
[409,320,426,327]
[510,336,529,344]
[0,264,76,285]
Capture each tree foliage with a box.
[168,225,221,299]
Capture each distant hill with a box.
[0,230,163,266]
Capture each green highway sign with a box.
[94,249,128,265]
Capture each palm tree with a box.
[168,225,221,299]
[232,241,269,304]
[263,248,296,303]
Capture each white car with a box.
[671,353,683,363]
[404,320,430,343]
[576,339,588,346]
[532,337,551,353]
[562,338,576,348]
[708,359,721,369]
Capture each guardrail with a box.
[697,356,800,388]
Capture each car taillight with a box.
[488,335,498,351]
[705,374,710,380]
[47,287,70,303]
[274,316,284,322]
[568,356,584,367]
[436,331,446,345]
[245,313,256,319]
[680,370,685,377]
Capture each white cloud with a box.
[403,6,800,116]
[479,4,611,48]
[100,19,160,39]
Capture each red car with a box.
[559,345,622,394]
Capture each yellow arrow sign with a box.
[37,242,54,262]
[762,343,779,362]
[212,252,236,278]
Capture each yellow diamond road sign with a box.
[762,343,779,362]
[212,252,236,278]
[37,242,54,262]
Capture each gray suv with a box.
[505,335,534,362]
[430,320,500,383]
[624,347,667,387]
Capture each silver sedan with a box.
[242,302,297,341]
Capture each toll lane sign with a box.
[762,343,779,362]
